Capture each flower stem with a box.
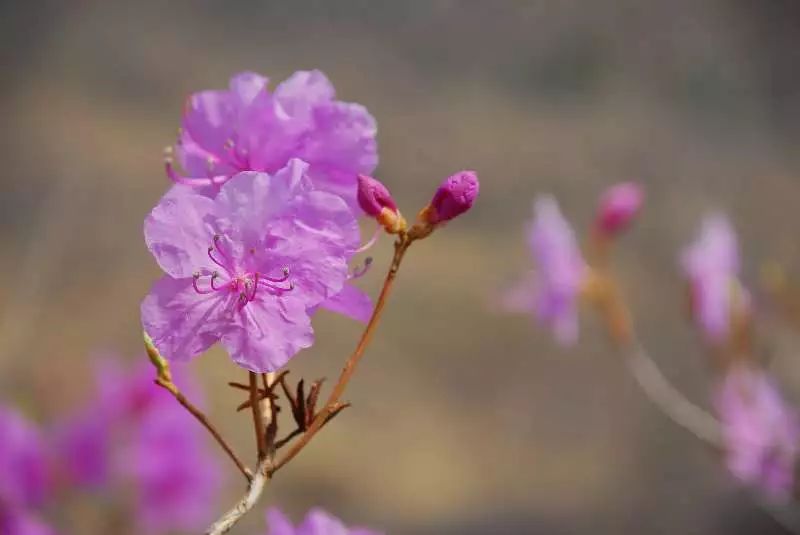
[270,236,411,474]
[249,371,267,461]
[145,333,253,481]
[205,458,269,535]
[154,376,253,481]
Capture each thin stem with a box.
[145,334,252,481]
[271,237,411,474]
[155,377,253,481]
[249,371,267,461]
[624,342,722,447]
[205,459,269,535]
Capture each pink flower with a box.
[167,70,377,208]
[424,171,479,225]
[0,509,57,535]
[504,197,587,345]
[142,159,372,372]
[0,407,50,509]
[680,213,745,344]
[356,174,404,234]
[713,365,799,499]
[266,508,382,535]
[594,182,644,236]
[54,357,222,534]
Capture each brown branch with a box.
[271,237,411,474]
[145,334,252,481]
[249,371,267,460]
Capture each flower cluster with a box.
[166,70,377,208]
[0,407,54,535]
[54,357,222,533]
[143,70,477,374]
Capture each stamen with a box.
[247,273,259,302]
[260,267,290,283]
[212,234,233,263]
[257,279,294,294]
[165,156,216,188]
[192,272,214,295]
[210,271,222,291]
[350,257,373,279]
[207,246,229,271]
[354,226,381,254]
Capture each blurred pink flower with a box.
[594,182,644,236]
[168,70,377,208]
[142,159,372,372]
[54,357,222,534]
[0,407,50,509]
[680,213,745,344]
[0,509,57,535]
[713,365,799,499]
[266,508,382,535]
[424,170,479,225]
[503,197,587,345]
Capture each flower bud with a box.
[424,171,479,225]
[357,174,406,234]
[595,182,644,236]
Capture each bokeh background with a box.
[3,1,800,533]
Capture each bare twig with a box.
[625,341,722,447]
[249,372,267,460]
[271,237,411,474]
[205,459,269,535]
[144,334,252,481]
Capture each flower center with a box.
[191,234,293,308]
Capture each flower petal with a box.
[182,89,236,156]
[144,187,218,279]
[266,508,296,535]
[319,284,373,323]
[141,276,231,363]
[222,296,314,372]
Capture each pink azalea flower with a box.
[594,182,644,236]
[503,197,587,345]
[0,509,57,535]
[713,365,800,499]
[142,159,372,372]
[680,213,746,344]
[167,70,377,208]
[54,357,222,534]
[0,407,50,509]
[424,171,479,225]
[266,508,382,535]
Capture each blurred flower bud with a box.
[595,182,644,236]
[357,174,406,234]
[423,171,479,225]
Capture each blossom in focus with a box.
[680,213,746,344]
[504,197,587,345]
[0,407,50,509]
[54,357,222,534]
[167,70,377,208]
[266,508,382,535]
[423,170,479,225]
[142,159,371,371]
[713,365,799,498]
[594,182,644,236]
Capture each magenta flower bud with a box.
[426,170,479,224]
[357,174,397,217]
[595,182,644,236]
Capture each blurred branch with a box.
[625,341,722,447]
